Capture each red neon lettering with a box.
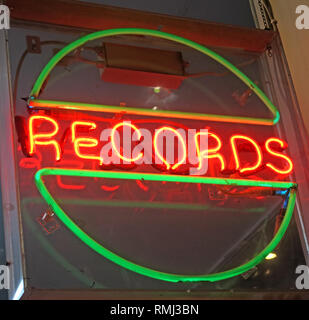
[26,116,294,179]
[230,135,263,173]
[29,115,61,161]
[153,126,187,170]
[265,138,293,175]
[71,121,102,164]
[110,122,143,163]
[195,131,225,171]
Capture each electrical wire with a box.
[13,40,104,114]
[13,40,69,114]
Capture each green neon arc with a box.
[35,168,296,282]
[29,28,280,126]
[29,99,276,125]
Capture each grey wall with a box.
[81,0,255,27]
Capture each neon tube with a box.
[28,28,280,126]
[73,138,103,165]
[265,138,294,175]
[153,126,187,170]
[195,131,225,171]
[110,122,143,163]
[230,135,263,173]
[71,121,96,142]
[29,99,276,126]
[34,167,296,282]
[29,115,61,161]
[71,121,102,164]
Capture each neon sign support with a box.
[28,28,280,126]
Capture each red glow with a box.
[230,135,263,173]
[71,121,96,142]
[100,185,120,192]
[136,180,149,192]
[71,121,102,164]
[25,116,294,178]
[29,115,61,161]
[19,158,41,169]
[111,122,143,163]
[56,160,85,190]
[153,126,187,170]
[74,138,102,164]
[194,131,225,171]
[265,138,293,175]
[56,176,86,190]
[19,149,42,169]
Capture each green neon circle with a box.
[35,168,296,282]
[29,28,280,125]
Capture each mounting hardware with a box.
[36,208,60,235]
[241,266,258,280]
[26,36,41,54]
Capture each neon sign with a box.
[24,28,297,283]
[28,115,294,176]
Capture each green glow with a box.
[34,167,296,282]
[29,99,275,126]
[29,28,280,126]
[153,86,161,94]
